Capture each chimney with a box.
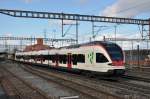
[37,38,43,45]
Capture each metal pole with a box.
[62,19,64,37]
[44,29,47,44]
[30,36,32,51]
[89,37,91,42]
[149,19,150,39]
[147,19,150,69]
[48,51,49,66]
[20,40,22,51]
[103,36,105,41]
[34,37,36,45]
[92,21,94,39]
[76,20,78,44]
[137,45,140,68]
[30,36,32,45]
[147,40,149,50]
[114,25,117,43]
[5,38,8,53]
[142,25,143,39]
[131,41,133,66]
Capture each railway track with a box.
[17,62,150,99]
[3,60,150,99]
[2,61,92,99]
[124,69,150,83]
[102,78,150,97]
[0,65,50,99]
[122,75,150,83]
[20,63,122,99]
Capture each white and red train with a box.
[15,41,125,75]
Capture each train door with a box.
[67,53,72,69]
[55,54,59,67]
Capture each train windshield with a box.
[103,43,123,61]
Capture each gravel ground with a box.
[126,69,150,80]
[127,80,150,87]
[2,60,150,99]
[0,60,90,99]
[0,85,7,99]
[0,67,6,99]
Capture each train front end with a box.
[102,42,125,75]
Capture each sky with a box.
[0,0,150,50]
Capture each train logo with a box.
[88,51,94,64]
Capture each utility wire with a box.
[115,1,150,14]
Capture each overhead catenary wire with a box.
[114,0,150,15]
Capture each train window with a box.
[16,56,18,59]
[41,55,45,59]
[57,55,67,64]
[103,43,123,60]
[48,55,52,60]
[43,55,49,60]
[72,54,77,65]
[59,55,61,63]
[96,53,108,63]
[34,55,38,60]
[55,54,59,61]
[62,55,67,64]
[24,55,27,60]
[30,55,32,59]
[51,55,55,63]
[30,55,34,59]
[29,55,32,59]
[27,55,30,60]
[17,55,20,59]
[78,54,85,63]
[16,55,20,59]
[59,55,63,63]
[24,55,29,60]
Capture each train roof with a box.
[60,41,116,49]
[15,41,117,54]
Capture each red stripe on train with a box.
[112,60,124,66]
